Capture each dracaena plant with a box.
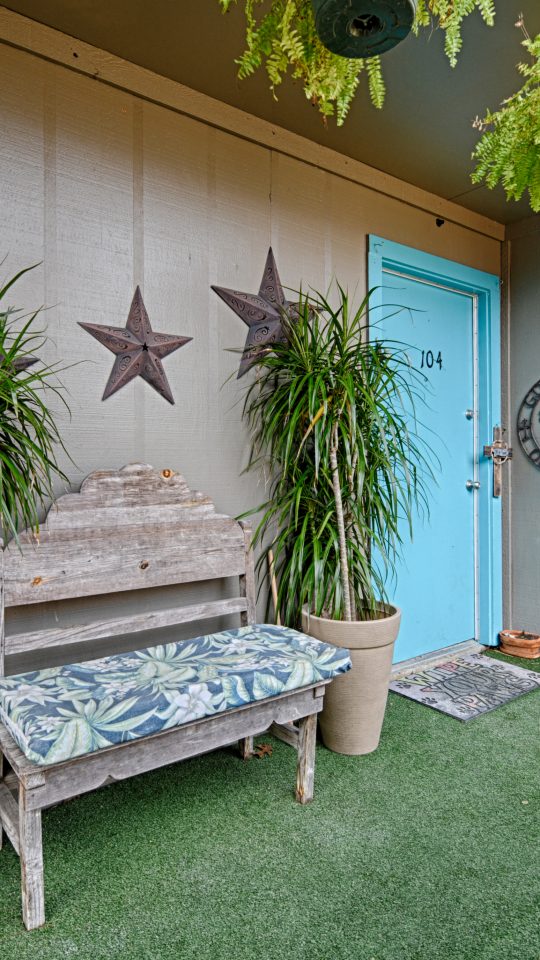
[218,0,496,125]
[0,264,70,542]
[241,287,432,626]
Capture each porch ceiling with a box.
[2,0,539,225]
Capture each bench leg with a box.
[295,713,317,805]
[238,736,254,760]
[19,786,45,930]
[0,755,4,851]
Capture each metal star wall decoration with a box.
[0,353,37,373]
[78,287,192,404]
[211,248,299,378]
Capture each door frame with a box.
[368,235,502,647]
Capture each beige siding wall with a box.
[0,42,501,662]
[506,217,540,632]
[1,44,501,509]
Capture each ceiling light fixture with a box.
[312,0,417,58]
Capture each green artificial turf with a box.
[0,651,538,960]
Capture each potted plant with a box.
[241,285,431,755]
[498,629,540,659]
[0,264,70,542]
[217,1,496,126]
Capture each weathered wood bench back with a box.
[1,462,255,669]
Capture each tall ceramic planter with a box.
[302,605,401,755]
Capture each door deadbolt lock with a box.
[466,480,481,491]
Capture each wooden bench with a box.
[0,463,342,930]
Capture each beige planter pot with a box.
[301,605,401,756]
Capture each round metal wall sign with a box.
[517,379,540,468]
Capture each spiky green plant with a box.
[472,23,540,211]
[0,265,70,542]
[241,287,433,626]
[218,0,495,125]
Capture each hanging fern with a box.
[471,25,540,211]
[414,0,495,67]
[219,0,496,124]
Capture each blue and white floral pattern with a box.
[0,624,351,766]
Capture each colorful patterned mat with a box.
[389,653,540,721]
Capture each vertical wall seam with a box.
[501,238,512,626]
[42,68,67,496]
[132,100,146,454]
[43,69,57,331]
[324,171,332,293]
[268,149,273,250]
[133,101,145,287]
[206,127,217,389]
[205,126,217,460]
[269,150,278,256]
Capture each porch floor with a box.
[0,652,537,960]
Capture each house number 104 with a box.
[420,349,443,370]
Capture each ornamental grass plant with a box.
[0,264,70,542]
[242,286,433,626]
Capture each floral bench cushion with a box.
[0,624,351,766]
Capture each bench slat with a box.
[269,721,299,749]
[0,781,20,855]
[6,597,248,657]
[5,533,245,607]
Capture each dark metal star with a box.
[211,248,299,378]
[0,353,38,373]
[78,287,192,404]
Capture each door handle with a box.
[466,480,481,490]
[483,425,512,498]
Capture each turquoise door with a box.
[368,237,502,663]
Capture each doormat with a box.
[389,654,540,721]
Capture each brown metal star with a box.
[78,287,192,404]
[0,354,37,373]
[211,248,299,378]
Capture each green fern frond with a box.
[219,0,496,125]
[414,1,496,67]
[366,56,385,110]
[472,32,540,211]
